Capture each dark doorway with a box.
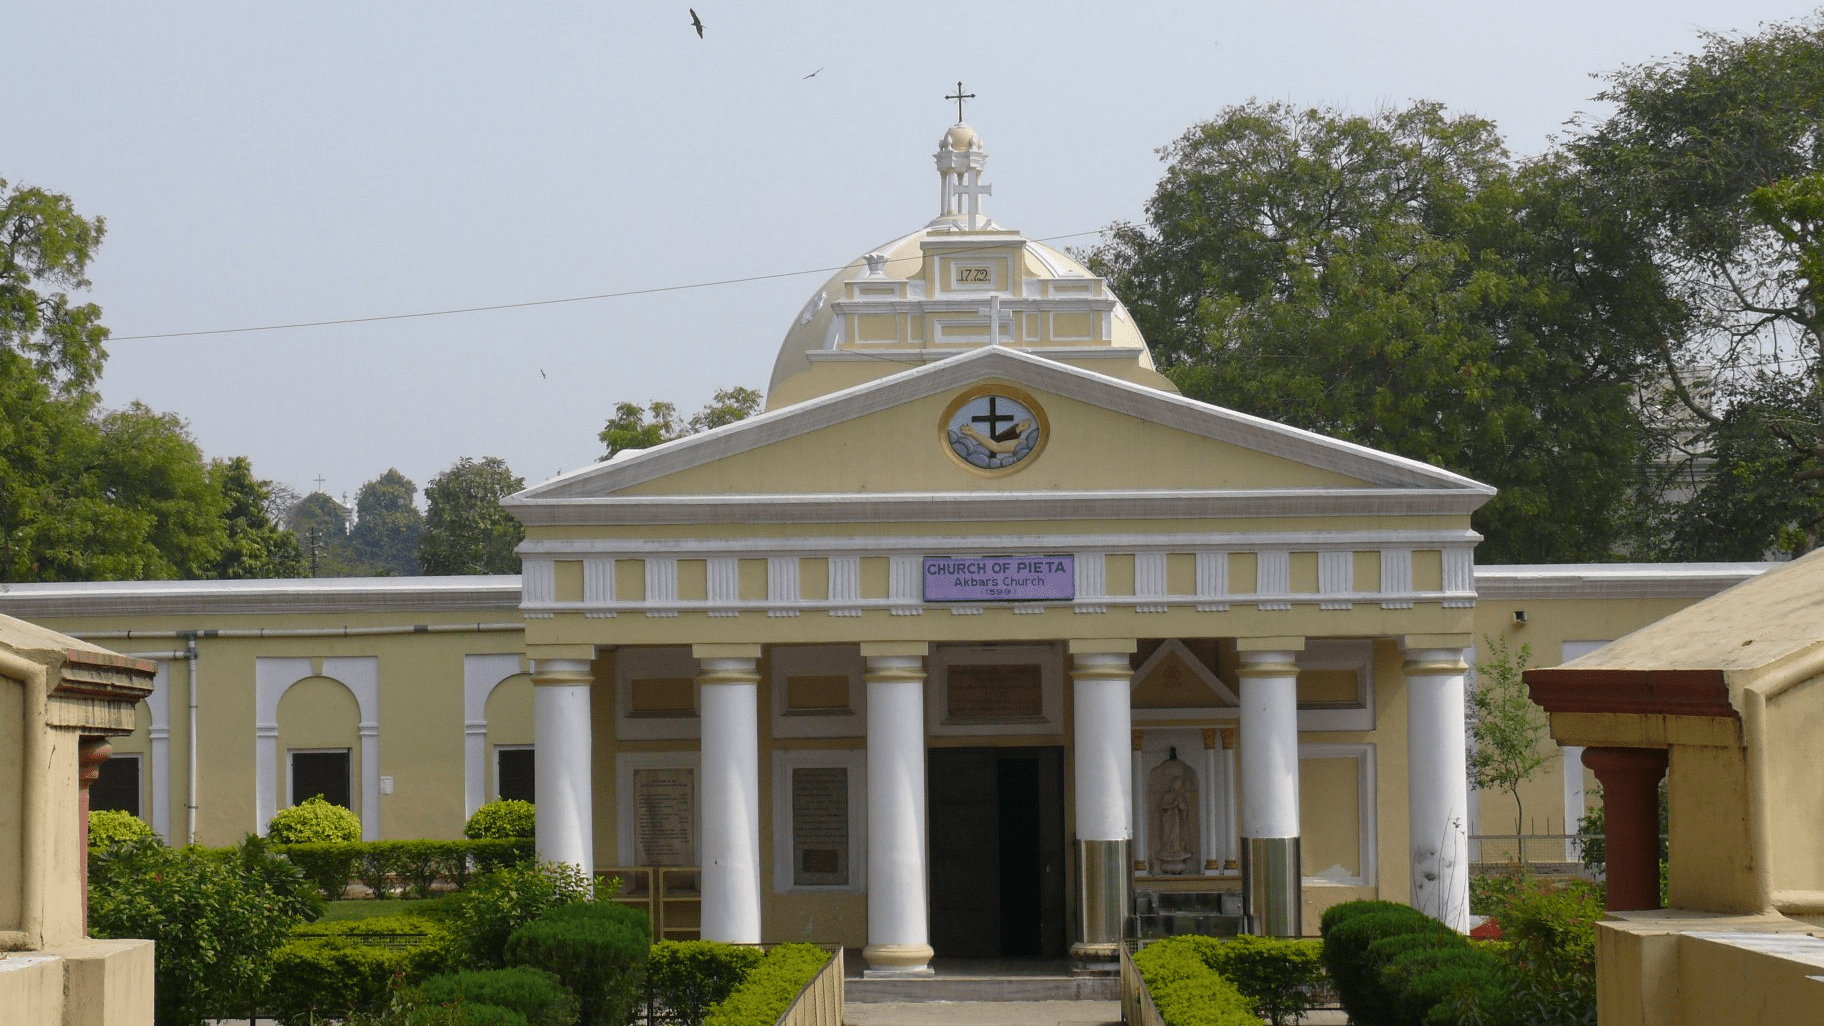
[928,746,1066,958]
[291,749,352,809]
[496,747,535,803]
[91,754,141,817]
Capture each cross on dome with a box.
[945,81,975,123]
[933,89,992,230]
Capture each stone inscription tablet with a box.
[947,663,1044,720]
[791,767,849,886]
[633,768,695,866]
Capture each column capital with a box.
[531,659,594,687]
[1404,651,1469,677]
[1236,651,1300,678]
[1235,636,1305,653]
[692,643,763,660]
[860,641,929,658]
[1068,638,1137,655]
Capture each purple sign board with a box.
[923,555,1076,603]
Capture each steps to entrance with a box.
[845,957,1119,1003]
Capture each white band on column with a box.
[698,655,762,944]
[534,659,595,878]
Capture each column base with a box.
[1069,940,1121,971]
[863,943,934,977]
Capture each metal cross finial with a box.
[946,81,975,123]
[314,474,327,492]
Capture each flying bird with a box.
[689,8,703,38]
[539,369,547,379]
[804,67,823,79]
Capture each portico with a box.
[506,120,1490,968]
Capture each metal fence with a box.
[1468,832,1600,869]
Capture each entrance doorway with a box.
[927,746,1066,958]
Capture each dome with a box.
[941,123,981,152]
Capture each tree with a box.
[1469,638,1549,864]
[208,456,305,579]
[347,469,423,576]
[287,491,357,577]
[1085,101,1676,562]
[2,175,109,392]
[419,456,526,575]
[599,386,762,458]
[1575,15,1824,556]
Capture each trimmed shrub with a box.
[267,937,411,1026]
[505,902,651,1026]
[269,795,362,843]
[419,967,579,1026]
[467,799,537,840]
[88,808,157,850]
[1379,946,1495,1026]
[278,841,362,900]
[1319,902,1434,1025]
[454,861,597,969]
[1198,935,1326,1026]
[1127,937,1259,1026]
[358,841,408,898]
[703,944,830,1026]
[648,940,765,1026]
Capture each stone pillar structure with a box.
[696,644,763,943]
[1130,730,1148,872]
[532,658,595,876]
[1405,646,1471,931]
[1583,747,1668,911]
[77,735,112,930]
[1238,644,1303,937]
[861,642,933,976]
[1068,640,1135,964]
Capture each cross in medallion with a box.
[946,81,975,123]
[971,397,1017,440]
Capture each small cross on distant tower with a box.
[314,474,327,492]
[946,81,975,123]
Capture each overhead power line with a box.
[107,229,1111,342]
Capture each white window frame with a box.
[493,744,535,802]
[1298,742,1378,887]
[1296,639,1376,731]
[614,751,702,867]
[770,749,868,893]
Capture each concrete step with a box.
[846,974,1119,1003]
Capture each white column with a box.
[862,643,933,977]
[696,644,762,944]
[1406,646,1471,932]
[1219,727,1240,873]
[1069,641,1135,963]
[1238,646,1302,937]
[533,658,595,877]
[358,721,381,841]
[1201,729,1221,875]
[1562,745,1587,862]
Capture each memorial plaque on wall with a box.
[791,767,849,886]
[946,663,1044,721]
[633,768,695,866]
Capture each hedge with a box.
[88,809,157,850]
[1127,937,1259,1026]
[505,902,651,1026]
[418,967,580,1026]
[467,799,537,840]
[1319,900,1508,1026]
[702,944,829,1026]
[648,940,765,1026]
[1197,934,1326,1026]
[275,838,535,899]
[269,795,362,843]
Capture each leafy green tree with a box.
[348,469,423,576]
[599,386,762,458]
[2,175,109,391]
[207,456,305,578]
[287,491,357,577]
[1086,101,1675,562]
[1575,15,1824,556]
[420,456,526,575]
[1470,638,1548,863]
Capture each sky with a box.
[9,1,1822,508]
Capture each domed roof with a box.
[941,122,981,152]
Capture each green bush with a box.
[88,836,306,1026]
[648,940,765,1026]
[1483,881,1602,1026]
[703,944,830,1026]
[1127,937,1259,1026]
[1319,902,1434,1025]
[271,905,459,1024]
[358,841,408,898]
[467,799,537,840]
[454,861,597,969]
[1378,945,1496,1026]
[1198,935,1326,1026]
[505,902,651,1026]
[88,808,157,850]
[279,841,362,900]
[269,795,362,843]
[419,967,579,1026]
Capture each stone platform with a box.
[844,956,1119,1003]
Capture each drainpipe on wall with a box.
[183,633,199,846]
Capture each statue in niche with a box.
[1146,748,1200,875]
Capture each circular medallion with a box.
[941,385,1047,474]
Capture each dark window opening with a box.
[497,747,535,804]
[291,750,352,810]
[91,755,141,817]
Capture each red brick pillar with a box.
[77,735,113,931]
[1583,747,1667,911]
